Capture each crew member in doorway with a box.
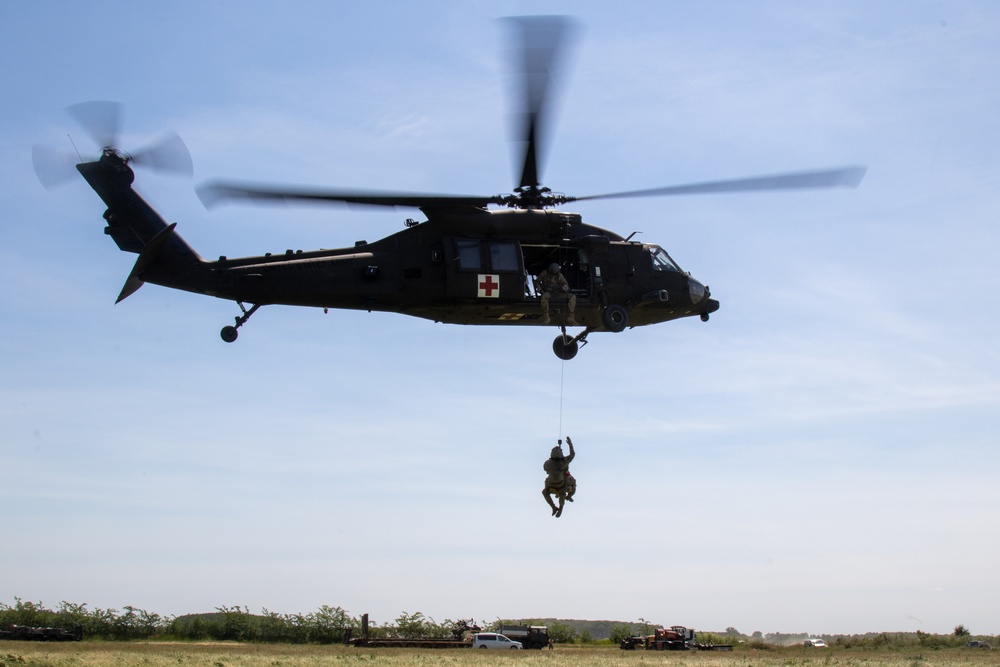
[542,436,576,517]
[535,262,578,326]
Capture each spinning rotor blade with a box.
[571,166,868,202]
[67,100,123,149]
[34,102,192,189]
[508,15,576,190]
[197,181,497,210]
[34,101,124,190]
[131,131,194,176]
[68,100,193,174]
[194,19,865,216]
[32,144,80,191]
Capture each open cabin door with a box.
[445,238,527,300]
[521,239,603,303]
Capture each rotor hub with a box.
[99,147,133,173]
[506,186,568,210]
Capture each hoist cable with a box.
[558,358,565,440]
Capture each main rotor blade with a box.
[197,181,497,210]
[571,166,867,202]
[66,101,123,149]
[507,15,576,190]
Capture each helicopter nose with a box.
[688,278,707,304]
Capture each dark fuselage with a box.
[79,152,719,332]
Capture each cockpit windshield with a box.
[648,245,681,272]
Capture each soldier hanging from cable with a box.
[542,436,576,517]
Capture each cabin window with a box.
[489,241,520,272]
[648,245,681,272]
[455,239,523,272]
[456,240,482,269]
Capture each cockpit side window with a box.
[456,240,482,269]
[648,245,681,272]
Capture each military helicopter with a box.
[35,16,864,360]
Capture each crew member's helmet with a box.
[548,262,560,274]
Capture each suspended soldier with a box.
[535,263,578,326]
[542,436,576,517]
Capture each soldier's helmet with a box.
[548,262,560,274]
[550,446,564,459]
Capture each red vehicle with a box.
[647,626,696,650]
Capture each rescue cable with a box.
[557,358,566,441]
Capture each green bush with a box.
[607,623,634,645]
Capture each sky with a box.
[2,0,999,638]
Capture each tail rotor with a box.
[33,101,193,190]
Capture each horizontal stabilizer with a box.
[116,223,177,303]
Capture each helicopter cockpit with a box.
[646,244,682,272]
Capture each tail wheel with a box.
[553,334,578,360]
[220,302,261,343]
[602,304,629,332]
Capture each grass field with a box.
[3,642,999,667]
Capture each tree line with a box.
[0,600,563,645]
[1,599,357,643]
[1,598,994,649]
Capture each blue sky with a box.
[2,1,999,637]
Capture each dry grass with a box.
[2,642,999,667]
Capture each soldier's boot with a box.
[543,489,559,515]
[566,296,579,326]
[539,296,551,325]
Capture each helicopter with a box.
[34,17,865,360]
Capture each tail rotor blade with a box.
[37,102,193,189]
[32,144,80,190]
[131,131,194,176]
[66,101,123,149]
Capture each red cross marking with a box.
[478,274,499,298]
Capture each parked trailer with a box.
[498,624,550,650]
[349,613,477,649]
[357,637,472,649]
[0,626,82,642]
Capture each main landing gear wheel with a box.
[220,326,239,343]
[602,304,629,332]
[553,333,578,360]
